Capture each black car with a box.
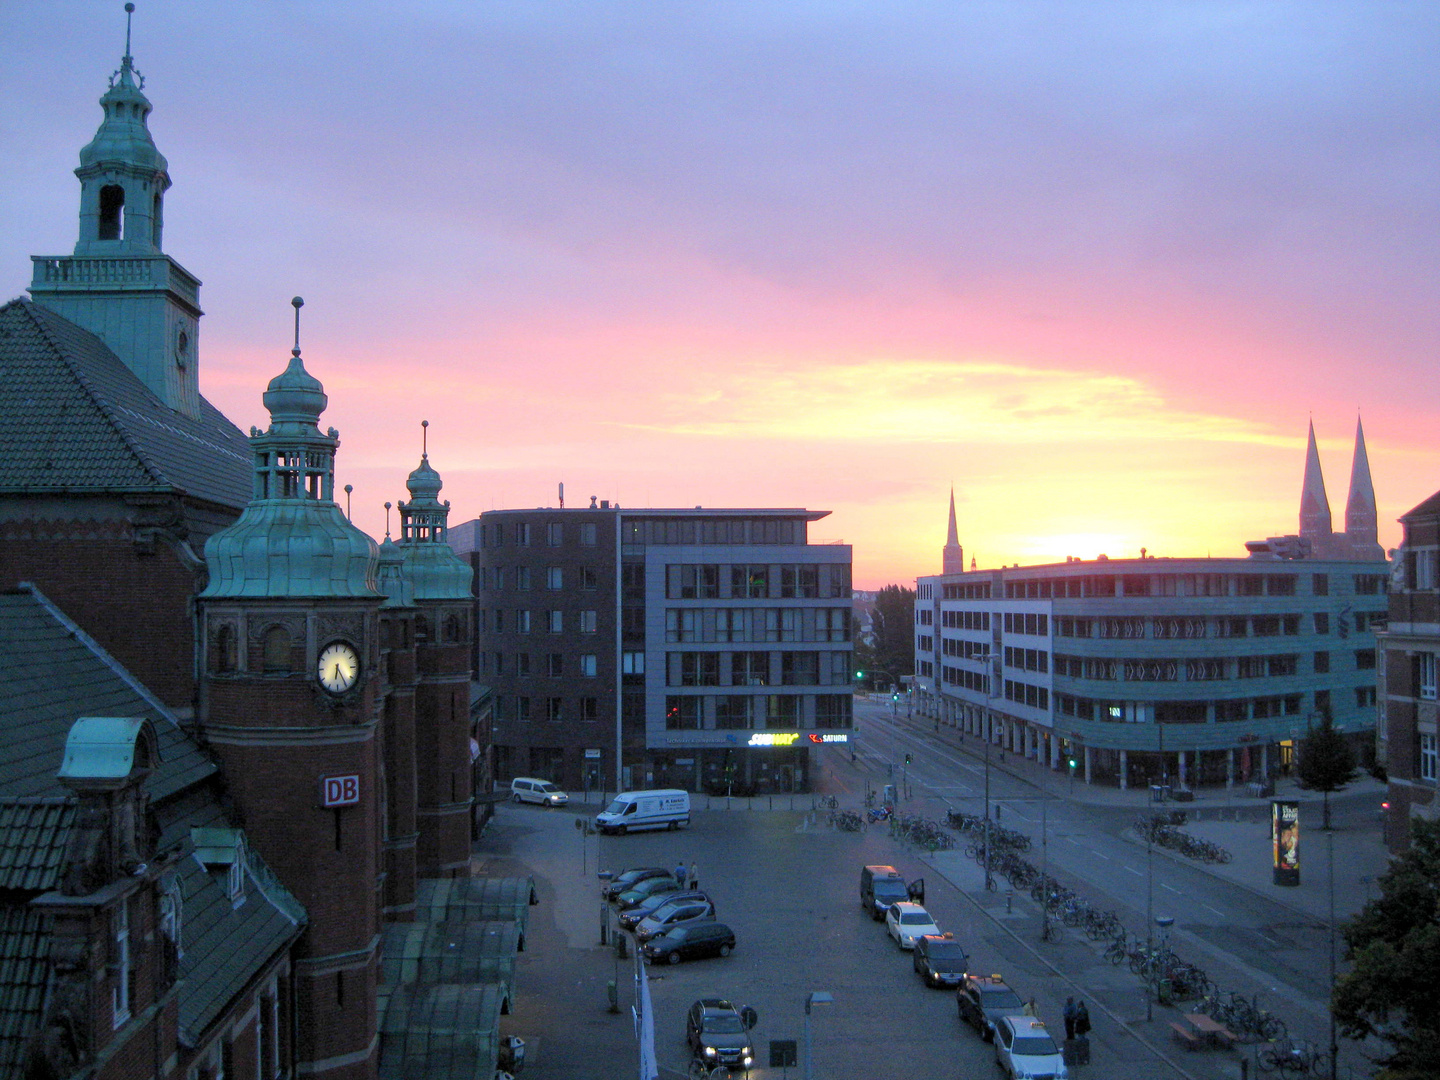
[913,933,968,988]
[603,866,672,901]
[614,876,683,911]
[685,998,755,1072]
[617,890,709,932]
[957,974,1025,1041]
[640,921,736,965]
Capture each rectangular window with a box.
[1355,649,1377,670]
[517,697,530,722]
[1421,653,1437,701]
[1356,686,1377,708]
[1314,612,1329,634]
[580,610,598,633]
[517,653,530,677]
[580,654,597,677]
[112,899,131,1026]
[547,610,563,633]
[733,565,769,599]
[547,567,563,590]
[764,694,799,728]
[493,609,505,634]
[580,566,598,590]
[815,695,853,728]
[1314,651,1330,674]
[547,697,564,722]
[517,609,531,633]
[516,566,531,590]
[580,523,598,546]
[664,696,701,730]
[493,651,504,677]
[622,651,646,675]
[1312,573,1329,597]
[548,523,563,546]
[580,697,599,721]
[623,607,646,639]
[517,523,531,546]
[547,653,564,677]
[1422,733,1438,783]
[715,695,753,730]
[732,651,770,686]
[781,652,820,685]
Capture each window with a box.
[1355,649,1376,671]
[622,651,645,676]
[1423,733,1438,783]
[666,609,698,642]
[1314,612,1329,634]
[547,697,564,722]
[493,651,504,677]
[517,697,531,722]
[517,653,531,677]
[547,653,564,677]
[262,626,290,672]
[673,652,720,686]
[1421,653,1437,701]
[580,523,598,546]
[622,563,645,594]
[1314,651,1330,674]
[1312,574,1329,597]
[1314,689,1330,714]
[516,567,531,590]
[732,565,769,599]
[99,184,124,240]
[580,566,598,590]
[1356,686,1377,708]
[548,523,563,546]
[493,567,506,590]
[815,695,852,728]
[580,654,597,677]
[665,696,701,730]
[547,567,563,590]
[731,651,770,686]
[516,609,531,633]
[622,607,646,638]
[715,696,753,729]
[112,898,131,1026]
[666,564,720,599]
[764,695,799,728]
[517,523,531,546]
[580,610,598,633]
[580,697,599,721]
[547,610,563,633]
[781,652,820,685]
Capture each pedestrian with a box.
[1022,997,1038,1018]
[675,860,687,885]
[1074,999,1091,1039]
[687,860,699,890]
[1063,996,1076,1041]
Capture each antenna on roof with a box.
[291,296,304,357]
[559,482,565,509]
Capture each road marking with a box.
[1125,866,1142,877]
[1089,849,1110,860]
[1204,904,1225,917]
[1162,883,1181,894]
[1005,806,1034,822]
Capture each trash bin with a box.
[1158,978,1173,1005]
[1150,784,1165,804]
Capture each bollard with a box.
[1006,889,1014,914]
[599,903,608,947]
[607,979,619,1014]
[615,933,628,959]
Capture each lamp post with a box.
[803,990,833,1080]
[1328,827,1338,1080]
[1145,824,1154,1021]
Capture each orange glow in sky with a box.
[4,4,1437,588]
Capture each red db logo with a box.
[321,775,360,808]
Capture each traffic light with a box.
[904,752,912,765]
[855,670,864,680]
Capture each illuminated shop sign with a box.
[807,733,849,744]
[746,732,850,747]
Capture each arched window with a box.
[415,615,430,644]
[444,614,462,644]
[151,192,163,247]
[262,626,291,672]
[213,624,236,673]
[98,185,125,240]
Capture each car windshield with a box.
[605,799,626,815]
[983,989,1023,1011]
[874,882,908,899]
[705,1016,746,1034]
[1013,1036,1059,1056]
[927,941,966,960]
[900,912,934,925]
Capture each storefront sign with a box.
[321,774,360,808]
[806,733,849,744]
[1272,799,1299,886]
[748,733,800,747]
[584,748,601,759]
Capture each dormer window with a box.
[98,184,125,240]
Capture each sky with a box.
[2,2,1437,588]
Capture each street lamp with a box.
[1155,915,1174,1008]
[803,990,834,1080]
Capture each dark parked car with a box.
[603,866,673,901]
[640,921,736,965]
[685,998,755,1072]
[615,876,682,910]
[913,933,968,987]
[635,898,717,942]
[617,890,709,932]
[957,973,1025,1042]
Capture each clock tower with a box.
[198,300,383,1080]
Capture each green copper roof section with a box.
[78,25,168,179]
[378,535,414,609]
[58,716,159,786]
[202,300,380,599]
[398,446,471,601]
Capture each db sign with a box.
[321,775,360,808]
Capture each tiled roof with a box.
[0,798,75,893]
[0,906,49,1078]
[0,298,251,509]
[0,587,215,800]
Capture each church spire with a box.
[1345,415,1382,556]
[1299,420,1333,539]
[942,487,965,574]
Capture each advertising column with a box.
[1272,799,1300,886]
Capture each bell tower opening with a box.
[99,184,125,240]
[152,191,163,246]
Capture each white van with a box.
[510,777,569,807]
[594,789,690,835]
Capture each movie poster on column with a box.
[1272,799,1300,886]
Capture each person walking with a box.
[1074,999,1091,1039]
[674,861,687,885]
[687,861,699,890]
[1063,997,1077,1041]
[1022,997,1038,1018]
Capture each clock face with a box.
[317,641,360,694]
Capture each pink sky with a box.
[3,3,1437,588]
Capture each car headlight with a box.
[703,1046,716,1058]
[742,1055,753,1066]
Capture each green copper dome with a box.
[398,451,471,601]
[202,326,379,600]
[79,53,168,176]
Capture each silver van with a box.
[510,777,569,806]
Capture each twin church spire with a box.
[1300,417,1383,560]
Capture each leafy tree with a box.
[1296,705,1357,830]
[856,584,915,692]
[1333,817,1440,1079]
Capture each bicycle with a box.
[1257,1038,1321,1074]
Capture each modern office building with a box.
[455,505,854,795]
[1379,488,1440,851]
[914,422,1388,789]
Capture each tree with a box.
[863,584,915,692]
[1296,705,1357,830]
[1333,817,1440,1079]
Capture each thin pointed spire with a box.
[1345,415,1381,552]
[946,487,960,546]
[942,486,965,574]
[1299,420,1333,539]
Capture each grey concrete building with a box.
[454,505,853,795]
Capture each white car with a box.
[510,777,569,806]
[885,901,940,950]
[994,1016,1068,1080]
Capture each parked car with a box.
[860,864,919,921]
[615,876,683,910]
[595,789,690,834]
[912,932,967,987]
[602,866,672,901]
[957,973,1026,1042]
[510,777,569,806]
[640,921,736,965]
[635,898,717,942]
[685,999,756,1072]
[617,890,709,932]
[885,901,940,949]
[994,1016,1068,1079]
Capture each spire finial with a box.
[421,419,429,459]
[125,4,135,62]
[291,296,304,357]
[344,484,353,521]
[384,501,393,539]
